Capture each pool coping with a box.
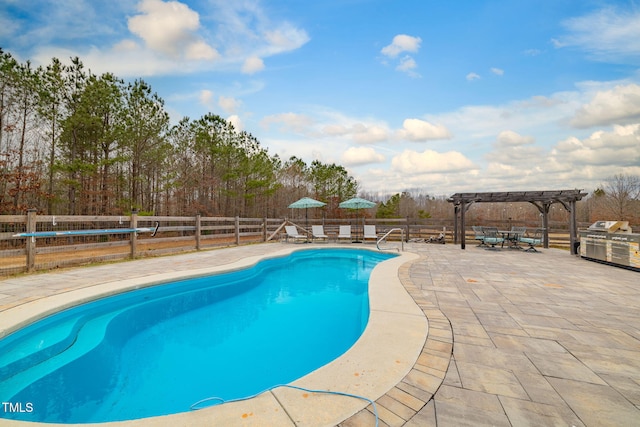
[0,245,433,427]
[339,255,454,426]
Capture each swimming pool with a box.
[0,248,396,424]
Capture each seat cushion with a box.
[484,237,503,244]
[519,238,541,245]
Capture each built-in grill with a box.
[580,221,640,270]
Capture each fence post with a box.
[195,214,201,250]
[235,216,240,245]
[26,209,37,272]
[130,210,138,258]
[263,217,267,242]
[405,217,410,242]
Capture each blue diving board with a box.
[13,222,159,238]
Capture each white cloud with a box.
[495,130,534,147]
[381,34,422,58]
[242,56,265,74]
[397,56,417,71]
[197,90,242,116]
[351,123,389,144]
[396,56,420,77]
[263,23,310,53]
[322,124,350,136]
[427,90,583,141]
[341,146,385,166]
[128,0,218,60]
[219,96,242,114]
[199,89,215,108]
[258,81,640,194]
[29,0,308,77]
[261,109,392,144]
[113,39,139,52]
[185,40,218,61]
[391,149,476,174]
[227,114,244,131]
[554,136,583,153]
[466,72,480,81]
[491,67,504,76]
[260,112,315,133]
[33,44,192,77]
[555,7,640,62]
[380,34,422,76]
[490,130,542,163]
[397,118,451,141]
[570,83,640,128]
[0,8,22,40]
[551,124,640,167]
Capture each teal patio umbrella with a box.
[339,197,377,210]
[339,197,377,241]
[288,197,326,229]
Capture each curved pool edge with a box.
[0,245,428,427]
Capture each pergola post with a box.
[542,203,550,249]
[460,201,466,250]
[453,204,459,245]
[569,200,578,255]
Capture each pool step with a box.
[0,310,122,400]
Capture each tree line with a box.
[0,49,358,217]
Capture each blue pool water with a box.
[0,248,395,423]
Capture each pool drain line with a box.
[190,384,379,426]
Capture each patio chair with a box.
[363,225,378,243]
[337,225,352,242]
[311,225,329,242]
[284,225,306,243]
[509,226,527,249]
[482,227,504,249]
[472,226,486,246]
[518,228,544,252]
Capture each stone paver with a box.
[2,242,640,426]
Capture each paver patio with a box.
[388,243,640,427]
[1,242,639,426]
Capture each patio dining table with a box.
[498,230,524,249]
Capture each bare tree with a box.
[594,174,640,221]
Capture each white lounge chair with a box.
[363,225,377,243]
[284,225,306,243]
[337,225,352,242]
[311,225,329,242]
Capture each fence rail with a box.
[1,213,591,277]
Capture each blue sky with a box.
[2,0,640,196]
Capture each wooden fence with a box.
[1,213,586,277]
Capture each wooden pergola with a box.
[448,190,588,255]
